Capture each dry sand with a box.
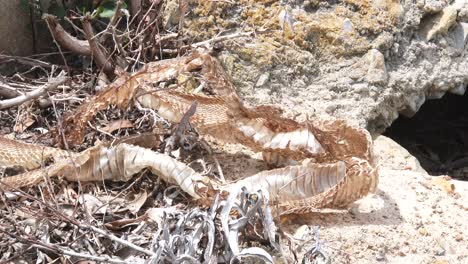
[279,136,468,263]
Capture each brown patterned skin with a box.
[0,53,378,213]
[0,137,73,170]
[0,137,78,189]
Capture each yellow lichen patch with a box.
[240,5,279,30]
[294,0,402,55]
[291,11,370,55]
[186,1,234,40]
[185,0,403,60]
[234,37,283,66]
[340,0,403,31]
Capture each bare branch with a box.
[0,229,128,264]
[82,224,156,257]
[0,76,69,109]
[100,0,125,44]
[129,0,143,18]
[81,14,115,79]
[57,248,128,264]
[0,81,22,99]
[43,14,91,56]
[0,54,64,70]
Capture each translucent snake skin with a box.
[0,53,378,214]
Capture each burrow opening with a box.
[384,91,468,179]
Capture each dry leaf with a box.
[75,261,96,264]
[100,119,134,133]
[14,112,35,133]
[146,207,179,227]
[104,216,145,231]
[126,190,148,214]
[79,194,107,214]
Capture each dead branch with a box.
[82,224,156,256]
[43,14,91,56]
[178,0,188,32]
[108,0,125,31]
[53,248,128,264]
[0,228,128,264]
[100,0,125,44]
[81,14,116,79]
[0,54,64,70]
[0,75,69,109]
[129,0,143,18]
[0,81,22,99]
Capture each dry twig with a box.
[43,14,91,56]
[82,224,156,256]
[0,75,69,109]
[81,14,116,79]
[105,0,125,35]
[0,81,22,99]
[0,227,129,264]
[0,54,63,70]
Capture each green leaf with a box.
[98,1,128,18]
[93,6,104,19]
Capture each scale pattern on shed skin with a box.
[0,141,205,198]
[0,53,378,214]
[0,137,72,170]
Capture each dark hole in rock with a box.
[384,91,468,179]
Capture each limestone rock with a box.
[454,0,468,22]
[421,0,450,14]
[373,135,427,174]
[182,1,468,134]
[365,49,388,85]
[162,0,183,30]
[420,5,458,41]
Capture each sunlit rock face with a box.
[174,0,468,134]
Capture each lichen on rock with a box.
[180,0,467,135]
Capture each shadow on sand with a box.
[279,188,403,231]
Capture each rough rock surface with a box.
[180,4,468,260]
[184,0,468,134]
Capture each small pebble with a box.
[375,248,386,261]
[418,227,429,236]
[432,260,448,264]
[255,73,270,87]
[293,225,310,240]
[435,247,445,256]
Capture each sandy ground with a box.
[278,136,468,264]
